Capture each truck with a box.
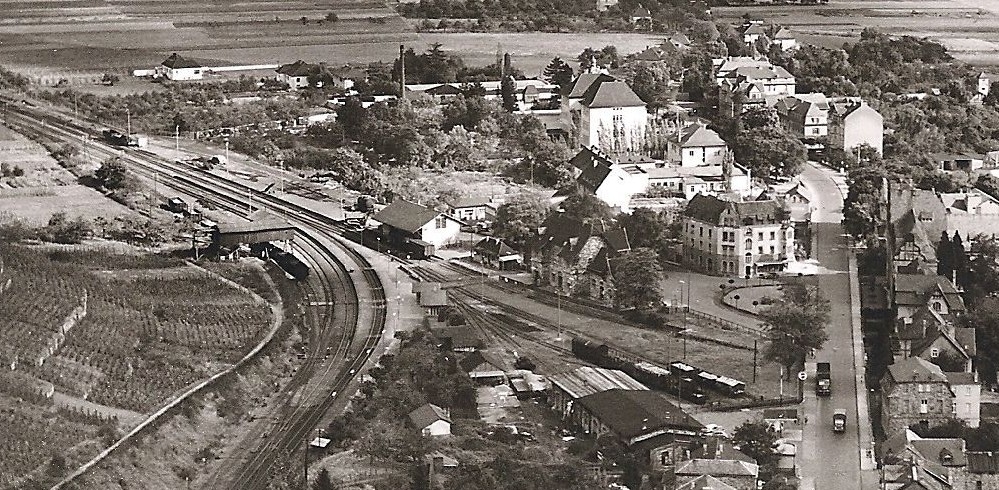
[816,362,831,396]
[833,409,847,433]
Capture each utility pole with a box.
[175,125,179,155]
[126,108,130,137]
[753,340,758,382]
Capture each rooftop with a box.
[408,403,450,429]
[577,388,704,440]
[680,124,727,148]
[886,357,947,384]
[161,53,201,69]
[371,199,444,233]
[548,366,647,399]
[581,80,646,109]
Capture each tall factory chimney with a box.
[399,44,406,100]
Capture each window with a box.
[968,386,973,396]
[758,246,764,254]
[770,245,775,254]
[435,216,447,229]
[708,229,712,238]
[699,227,703,237]
[967,402,972,413]
[689,150,695,156]
[930,348,940,358]
[920,399,929,414]
[917,384,925,393]
[770,231,776,240]
[758,232,764,240]
[932,301,942,312]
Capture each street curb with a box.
[849,253,877,472]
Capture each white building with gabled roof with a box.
[156,53,203,81]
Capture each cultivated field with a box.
[0,243,280,485]
[0,0,665,84]
[0,124,135,226]
[716,0,999,66]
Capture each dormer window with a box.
[930,348,940,358]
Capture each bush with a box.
[41,212,92,244]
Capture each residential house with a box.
[879,357,980,436]
[645,163,753,201]
[275,60,316,90]
[408,403,452,437]
[675,451,759,490]
[940,188,999,241]
[155,53,203,81]
[565,73,617,112]
[445,196,494,224]
[673,124,729,167]
[930,153,985,173]
[740,23,768,45]
[883,428,967,475]
[828,99,883,155]
[472,237,523,270]
[979,72,995,99]
[530,216,631,305]
[885,183,948,299]
[948,372,981,428]
[675,475,738,490]
[575,159,650,210]
[430,323,482,353]
[773,181,813,222]
[631,6,652,27]
[576,79,648,153]
[715,57,796,96]
[668,33,692,50]
[953,452,999,489]
[776,93,829,138]
[459,350,507,384]
[773,28,798,51]
[681,194,794,277]
[370,199,461,249]
[596,0,618,11]
[633,44,675,63]
[895,305,976,374]
[406,78,557,107]
[892,274,965,322]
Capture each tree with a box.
[500,75,517,112]
[101,73,120,86]
[313,467,334,490]
[733,421,779,469]
[47,454,67,477]
[761,291,831,378]
[325,12,339,22]
[543,57,574,94]
[953,231,969,290]
[43,211,92,244]
[937,231,953,280]
[965,236,999,307]
[731,125,807,180]
[300,16,308,25]
[612,247,664,309]
[492,197,550,255]
[930,350,967,372]
[559,192,614,226]
[624,62,674,110]
[94,157,131,191]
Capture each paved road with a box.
[797,164,876,490]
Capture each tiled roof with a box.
[568,73,616,99]
[459,350,506,373]
[161,53,201,69]
[675,475,738,490]
[774,28,794,39]
[446,196,491,209]
[548,367,647,399]
[669,33,691,45]
[944,371,976,385]
[967,452,999,474]
[894,274,965,312]
[276,60,316,77]
[577,388,704,439]
[577,160,614,192]
[473,237,519,257]
[680,124,727,148]
[886,357,947,384]
[683,194,787,226]
[910,438,967,467]
[371,199,443,233]
[690,438,756,464]
[408,403,450,429]
[581,80,646,108]
[675,459,759,477]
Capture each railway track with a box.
[2,99,387,489]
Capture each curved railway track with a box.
[2,99,387,489]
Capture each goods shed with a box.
[212,213,295,249]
